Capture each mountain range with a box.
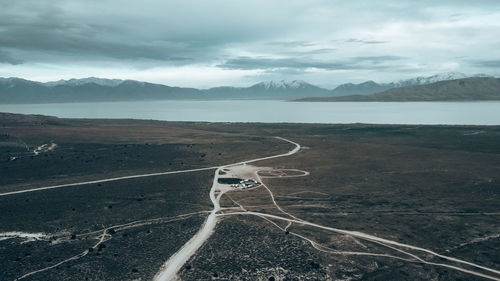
[0,78,332,103]
[330,72,492,96]
[0,72,496,103]
[298,77,500,102]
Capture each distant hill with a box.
[44,77,126,87]
[331,81,393,96]
[0,78,331,103]
[330,72,492,96]
[0,77,202,103]
[298,77,500,102]
[205,80,330,99]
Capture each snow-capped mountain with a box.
[255,80,312,90]
[202,80,331,99]
[331,72,494,96]
[44,77,126,87]
[1,72,496,103]
[0,77,201,103]
[311,76,500,102]
[392,72,490,87]
[244,80,330,98]
[0,77,332,103]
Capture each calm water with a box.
[1,100,500,125]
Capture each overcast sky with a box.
[1,0,499,88]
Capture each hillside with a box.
[0,78,204,103]
[330,72,491,96]
[297,77,500,102]
[331,81,393,96]
[204,80,330,99]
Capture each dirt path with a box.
[6,135,498,280]
[153,137,301,281]
[0,166,218,197]
[3,136,299,281]
[0,137,300,197]
[219,211,500,280]
[212,139,500,281]
[13,212,208,281]
[0,232,47,242]
[152,135,499,280]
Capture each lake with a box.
[1,100,500,125]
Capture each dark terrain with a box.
[1,113,499,280]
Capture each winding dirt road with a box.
[153,136,499,281]
[153,137,301,281]
[3,136,499,281]
[0,167,217,197]
[219,211,500,281]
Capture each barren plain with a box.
[1,113,499,280]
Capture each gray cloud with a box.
[266,41,316,47]
[471,60,500,68]
[0,50,23,65]
[0,10,214,65]
[0,0,499,87]
[0,0,300,66]
[345,38,389,44]
[285,48,337,56]
[353,56,403,64]
[262,68,308,75]
[219,56,404,71]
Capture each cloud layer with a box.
[1,0,499,88]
